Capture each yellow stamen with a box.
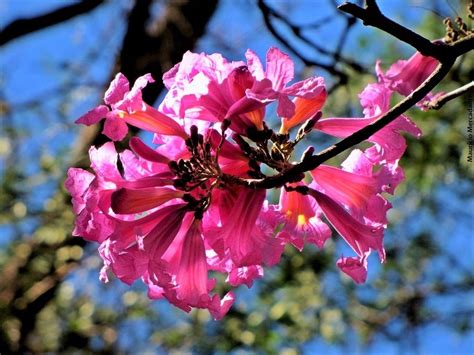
[297,214,307,226]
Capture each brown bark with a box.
[0,1,219,352]
[0,0,105,46]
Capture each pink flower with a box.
[67,46,425,316]
[316,82,421,162]
[161,51,241,117]
[76,73,187,141]
[336,254,369,284]
[308,188,386,263]
[65,143,125,243]
[163,51,265,135]
[170,48,326,135]
[275,183,331,251]
[245,47,326,118]
[376,52,439,97]
[98,203,187,286]
[205,187,285,267]
[376,50,443,110]
[173,220,234,316]
[311,164,384,219]
[303,154,392,284]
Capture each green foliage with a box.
[0,2,472,353]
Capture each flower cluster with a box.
[66,47,437,319]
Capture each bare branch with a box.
[257,0,349,81]
[0,0,104,46]
[258,0,365,74]
[338,1,449,61]
[223,61,456,190]
[223,0,474,190]
[428,81,474,110]
[1,1,220,352]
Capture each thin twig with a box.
[223,61,454,190]
[223,0,473,189]
[259,0,365,74]
[338,1,474,63]
[257,0,349,80]
[338,1,444,59]
[0,0,104,46]
[428,81,474,110]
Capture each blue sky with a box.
[1,0,472,353]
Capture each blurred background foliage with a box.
[0,0,472,353]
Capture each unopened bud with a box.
[297,112,322,139]
[222,119,231,132]
[168,160,179,173]
[271,147,285,161]
[190,125,199,146]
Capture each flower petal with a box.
[281,88,326,132]
[308,189,385,262]
[175,220,209,306]
[129,137,170,164]
[245,49,265,81]
[104,72,130,105]
[122,105,187,138]
[265,47,294,90]
[111,187,184,214]
[120,73,155,112]
[75,105,109,125]
[337,254,368,284]
[103,113,129,141]
[311,164,382,213]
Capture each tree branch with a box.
[223,0,474,190]
[338,1,450,61]
[223,60,459,190]
[258,0,366,75]
[1,1,220,351]
[0,0,104,46]
[257,0,349,81]
[428,81,474,110]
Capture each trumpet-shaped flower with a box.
[205,187,285,267]
[76,73,187,141]
[67,45,427,317]
[316,82,421,162]
[376,52,438,97]
[274,183,331,251]
[245,47,326,118]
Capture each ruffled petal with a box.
[75,105,109,125]
[120,73,155,112]
[265,47,294,90]
[103,113,129,141]
[104,72,130,105]
[337,254,368,284]
[308,189,385,262]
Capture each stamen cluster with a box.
[66,47,438,318]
